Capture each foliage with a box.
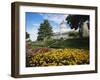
[26,48,89,67]
[49,38,89,49]
[31,38,89,49]
[66,15,89,37]
[26,32,30,39]
[37,20,53,41]
[66,15,89,30]
[68,31,79,37]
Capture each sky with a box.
[26,12,72,41]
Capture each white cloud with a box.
[53,25,60,33]
[40,13,68,24]
[27,26,38,41]
[29,23,40,41]
[40,13,74,33]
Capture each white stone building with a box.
[52,20,89,40]
[52,20,71,39]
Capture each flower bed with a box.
[26,48,89,67]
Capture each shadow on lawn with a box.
[31,37,89,50]
[49,38,89,50]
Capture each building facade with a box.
[52,20,89,40]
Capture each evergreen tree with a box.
[37,20,53,41]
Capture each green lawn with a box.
[31,38,89,50]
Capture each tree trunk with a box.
[79,22,83,38]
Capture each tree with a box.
[37,20,53,41]
[66,15,89,38]
[68,31,79,38]
[26,32,30,39]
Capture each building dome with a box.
[60,20,67,33]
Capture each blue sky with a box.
[26,12,71,41]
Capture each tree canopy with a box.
[66,15,89,30]
[37,20,53,41]
[66,15,89,37]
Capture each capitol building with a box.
[52,20,74,39]
[52,20,89,40]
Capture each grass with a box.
[31,38,89,49]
